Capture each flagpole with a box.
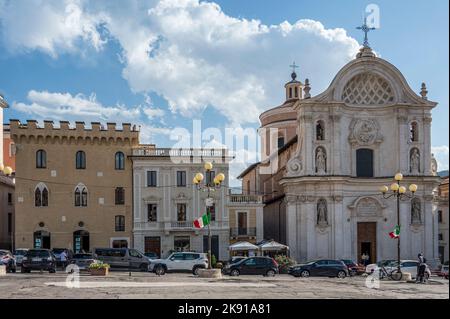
[397,180,401,274]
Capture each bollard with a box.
[0,265,6,276]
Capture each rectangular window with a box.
[438,210,443,223]
[7,213,12,234]
[177,171,186,187]
[174,236,190,252]
[206,171,215,185]
[177,203,187,222]
[147,171,157,187]
[115,187,125,205]
[115,215,125,232]
[237,212,247,235]
[7,193,12,205]
[356,148,374,177]
[9,143,15,157]
[147,204,157,222]
[438,233,443,241]
[278,136,285,148]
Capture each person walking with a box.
[60,250,68,270]
[416,253,427,284]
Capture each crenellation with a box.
[44,120,54,130]
[75,121,85,131]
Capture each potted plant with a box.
[274,255,296,274]
[89,261,110,276]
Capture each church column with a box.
[285,195,299,261]
[422,116,432,175]
[330,114,342,175]
[397,114,408,174]
[399,199,411,259]
[302,114,314,175]
[423,194,436,260]
[305,196,317,261]
[332,195,345,258]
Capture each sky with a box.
[0,0,448,185]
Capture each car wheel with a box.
[337,271,347,279]
[49,268,56,273]
[230,269,240,277]
[21,267,27,273]
[192,266,202,276]
[266,269,276,277]
[300,270,310,278]
[155,265,166,276]
[11,267,16,273]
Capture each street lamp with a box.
[380,172,418,280]
[193,162,225,269]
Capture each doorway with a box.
[34,231,51,249]
[73,230,90,253]
[357,222,377,264]
[145,236,161,258]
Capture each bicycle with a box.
[377,266,403,281]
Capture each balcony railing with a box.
[230,227,256,237]
[228,194,262,204]
[171,221,193,229]
[132,148,229,158]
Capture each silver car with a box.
[13,248,29,266]
[70,253,99,271]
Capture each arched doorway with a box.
[73,230,90,253]
[34,231,51,249]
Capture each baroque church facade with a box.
[279,45,441,264]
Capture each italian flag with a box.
[193,213,210,229]
[389,225,400,238]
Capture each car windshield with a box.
[52,249,66,254]
[14,250,27,256]
[27,250,50,257]
[341,260,353,264]
[73,254,92,259]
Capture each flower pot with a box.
[90,268,109,276]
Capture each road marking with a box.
[44,281,277,288]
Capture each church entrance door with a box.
[357,222,376,265]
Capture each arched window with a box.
[115,187,125,205]
[316,120,325,140]
[409,121,418,142]
[75,184,88,207]
[294,87,298,98]
[289,87,293,99]
[76,151,86,169]
[35,183,49,207]
[36,150,46,168]
[356,149,374,177]
[115,215,125,232]
[115,152,125,170]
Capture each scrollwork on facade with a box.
[286,157,302,176]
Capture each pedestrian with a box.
[416,253,427,283]
[60,250,68,270]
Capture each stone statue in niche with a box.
[315,147,327,173]
[431,153,438,176]
[410,148,420,174]
[411,199,421,224]
[317,199,328,225]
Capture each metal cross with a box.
[356,16,376,47]
[289,61,299,74]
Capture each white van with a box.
[93,248,150,271]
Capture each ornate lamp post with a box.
[193,162,225,269]
[380,173,418,279]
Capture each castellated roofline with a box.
[9,119,140,146]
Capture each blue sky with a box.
[0,0,448,181]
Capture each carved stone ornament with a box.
[286,157,302,176]
[333,195,343,202]
[348,119,383,146]
[286,195,298,204]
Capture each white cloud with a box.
[432,145,449,171]
[0,0,107,57]
[1,0,361,125]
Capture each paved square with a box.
[0,271,448,299]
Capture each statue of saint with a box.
[411,200,421,224]
[410,148,420,173]
[317,200,328,225]
[316,147,327,173]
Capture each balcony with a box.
[132,147,230,158]
[228,194,262,204]
[170,221,193,229]
[230,227,256,237]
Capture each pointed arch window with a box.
[115,152,125,170]
[35,183,49,207]
[75,184,88,207]
[316,120,325,141]
[409,121,418,142]
[36,150,47,168]
[76,151,86,169]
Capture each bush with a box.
[274,255,296,273]
[89,261,110,270]
[211,254,217,268]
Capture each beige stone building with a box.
[0,174,14,250]
[11,120,139,252]
[437,176,449,263]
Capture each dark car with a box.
[341,259,364,276]
[289,260,349,278]
[223,256,279,277]
[70,253,99,271]
[21,249,57,273]
[51,248,73,268]
[0,250,17,273]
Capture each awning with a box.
[258,240,289,251]
[229,241,259,251]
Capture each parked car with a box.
[365,259,396,274]
[70,253,99,271]
[144,252,159,260]
[0,250,17,273]
[93,248,150,271]
[21,249,56,273]
[222,256,279,277]
[230,256,247,264]
[149,252,208,275]
[439,264,448,279]
[289,260,349,278]
[341,259,364,276]
[51,248,73,268]
[13,249,29,266]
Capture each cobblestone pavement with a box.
[0,271,448,299]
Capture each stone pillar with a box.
[285,195,299,261]
[256,206,264,242]
[305,196,316,261]
[399,199,410,259]
[397,114,409,174]
[301,114,314,175]
[423,194,436,260]
[332,195,344,258]
[422,117,432,175]
[330,114,341,175]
